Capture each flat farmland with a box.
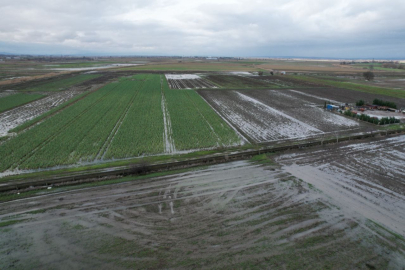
[286,86,405,108]
[23,74,102,92]
[165,74,217,89]
[1,137,404,268]
[198,89,363,143]
[206,74,280,88]
[0,74,242,172]
[162,77,242,151]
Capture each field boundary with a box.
[1,128,404,193]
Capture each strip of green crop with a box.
[162,78,240,150]
[104,74,164,158]
[291,75,405,99]
[10,91,91,133]
[25,74,101,92]
[0,93,45,113]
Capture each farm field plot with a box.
[1,152,404,269]
[256,75,321,88]
[0,93,45,113]
[0,74,242,172]
[165,74,217,89]
[23,74,101,92]
[288,86,405,108]
[241,89,363,132]
[162,77,242,151]
[0,90,79,137]
[199,89,361,143]
[0,76,155,171]
[206,74,280,88]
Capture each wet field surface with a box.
[1,136,405,269]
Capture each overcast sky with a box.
[0,0,404,58]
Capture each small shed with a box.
[326,104,339,111]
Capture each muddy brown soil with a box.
[1,149,404,269]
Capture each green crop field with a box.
[0,74,241,172]
[0,93,45,113]
[103,74,165,159]
[162,78,241,150]
[24,74,101,92]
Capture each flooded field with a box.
[199,89,365,143]
[1,136,404,269]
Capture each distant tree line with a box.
[356,100,365,106]
[372,99,397,109]
[381,61,405,69]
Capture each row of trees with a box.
[372,99,397,109]
[344,110,400,125]
[355,99,397,109]
[381,62,405,69]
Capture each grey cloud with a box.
[0,0,404,57]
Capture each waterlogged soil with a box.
[1,149,404,269]
[0,90,80,136]
[277,135,405,235]
[199,89,367,143]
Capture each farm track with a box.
[160,76,176,153]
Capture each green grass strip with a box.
[0,219,27,227]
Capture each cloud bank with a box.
[0,0,404,57]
